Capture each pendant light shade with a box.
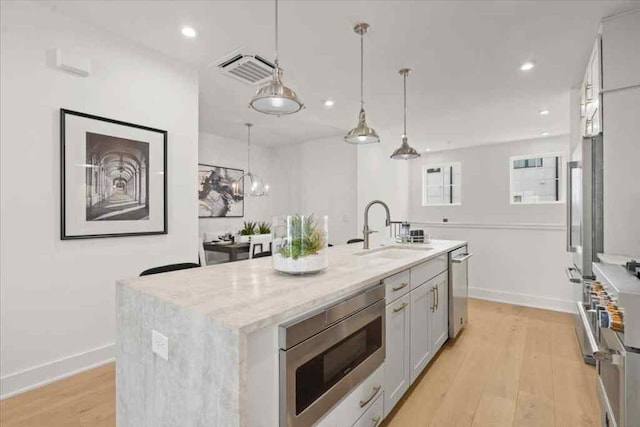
[345,23,379,144]
[391,68,420,160]
[233,124,269,197]
[249,0,303,115]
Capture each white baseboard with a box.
[469,287,575,313]
[0,343,115,400]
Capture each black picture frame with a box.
[60,109,168,240]
[198,163,245,218]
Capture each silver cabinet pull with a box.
[435,284,439,310]
[392,282,408,292]
[371,415,382,427]
[393,302,408,313]
[359,385,381,408]
[430,287,435,311]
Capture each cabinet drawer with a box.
[410,255,447,289]
[383,270,411,303]
[352,394,383,427]
[336,364,384,427]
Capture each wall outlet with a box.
[151,329,169,361]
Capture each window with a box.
[422,162,461,206]
[510,153,563,204]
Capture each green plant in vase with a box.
[279,214,327,260]
[240,221,257,236]
[257,221,271,235]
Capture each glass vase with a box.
[272,215,329,275]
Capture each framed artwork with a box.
[198,164,244,218]
[60,109,167,239]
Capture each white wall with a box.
[409,136,569,224]
[198,132,276,239]
[0,2,199,398]
[407,136,574,312]
[357,138,410,247]
[272,137,358,245]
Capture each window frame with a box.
[421,162,462,207]
[509,152,565,205]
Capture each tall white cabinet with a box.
[384,294,411,412]
[383,255,450,417]
[600,10,640,256]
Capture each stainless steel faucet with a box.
[363,200,391,249]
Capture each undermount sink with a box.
[353,245,432,260]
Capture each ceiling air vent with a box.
[217,53,275,85]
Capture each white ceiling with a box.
[46,0,638,150]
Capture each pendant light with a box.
[344,23,379,144]
[249,0,303,116]
[391,68,420,160]
[233,124,269,197]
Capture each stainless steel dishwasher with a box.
[449,246,472,338]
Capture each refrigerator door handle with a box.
[566,161,579,253]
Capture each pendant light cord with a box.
[274,0,279,66]
[360,30,364,108]
[403,72,407,137]
[247,125,252,174]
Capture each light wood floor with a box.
[0,299,599,427]
[384,298,600,427]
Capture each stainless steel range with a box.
[590,262,640,427]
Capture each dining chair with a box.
[198,237,208,267]
[252,251,272,259]
[249,234,272,259]
[140,263,200,276]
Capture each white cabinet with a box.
[409,281,432,383]
[336,365,384,427]
[315,409,337,427]
[383,294,411,417]
[410,254,447,290]
[352,394,383,427]
[580,37,602,137]
[383,257,452,417]
[431,272,449,352]
[383,270,411,304]
[602,10,640,92]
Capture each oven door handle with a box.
[577,302,605,360]
[359,385,381,408]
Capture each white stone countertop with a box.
[117,239,466,334]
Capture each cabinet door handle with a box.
[393,302,408,313]
[392,282,408,292]
[359,385,381,407]
[435,284,439,310]
[430,287,435,312]
[371,415,382,427]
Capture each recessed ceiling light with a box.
[539,109,550,115]
[426,148,431,152]
[181,26,197,38]
[324,99,334,107]
[541,131,550,136]
[520,61,535,71]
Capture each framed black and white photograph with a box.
[60,109,167,239]
[198,164,244,218]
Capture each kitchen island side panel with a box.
[116,283,241,427]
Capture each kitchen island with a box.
[116,239,466,427]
